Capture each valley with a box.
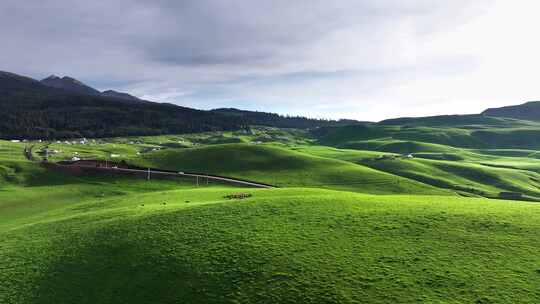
[4,2,540,303]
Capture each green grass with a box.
[39,141,143,162]
[314,117,540,150]
[1,186,539,303]
[26,127,313,163]
[473,149,540,158]
[2,134,540,303]
[31,134,540,201]
[358,157,540,199]
[306,120,540,201]
[130,143,451,195]
[282,144,540,200]
[339,139,459,154]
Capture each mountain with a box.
[482,101,540,121]
[40,75,101,95]
[41,75,144,102]
[0,71,244,139]
[0,71,52,94]
[101,90,142,102]
[0,71,346,139]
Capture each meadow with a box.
[2,120,540,303]
[2,175,539,303]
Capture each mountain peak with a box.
[43,74,60,81]
[40,75,100,95]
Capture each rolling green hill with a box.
[2,185,539,303]
[4,99,540,304]
[292,145,540,200]
[339,139,459,154]
[2,126,540,303]
[313,116,540,150]
[130,143,450,195]
[360,157,540,199]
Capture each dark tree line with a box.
[0,91,244,139]
[211,108,357,129]
[0,84,356,140]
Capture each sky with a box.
[2,0,540,121]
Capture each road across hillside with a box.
[53,162,276,189]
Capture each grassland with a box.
[307,117,540,200]
[2,180,540,303]
[2,116,540,303]
[315,116,540,150]
[131,143,450,195]
[22,122,540,201]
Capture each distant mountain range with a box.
[1,70,538,139]
[0,71,354,139]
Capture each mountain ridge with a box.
[0,70,350,139]
[482,101,540,121]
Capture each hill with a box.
[129,143,449,195]
[100,89,142,102]
[378,114,520,127]
[290,145,540,200]
[0,71,348,139]
[2,183,539,303]
[2,135,540,303]
[482,101,540,121]
[313,117,540,150]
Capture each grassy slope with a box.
[360,158,540,199]
[339,139,459,154]
[297,145,540,200]
[316,117,540,150]
[2,140,540,303]
[130,143,450,195]
[2,187,539,303]
[309,117,540,200]
[31,127,313,163]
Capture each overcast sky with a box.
[2,0,540,121]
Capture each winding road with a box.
[27,144,274,189]
[54,162,276,189]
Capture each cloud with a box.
[2,0,538,121]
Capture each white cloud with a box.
[1,0,539,121]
